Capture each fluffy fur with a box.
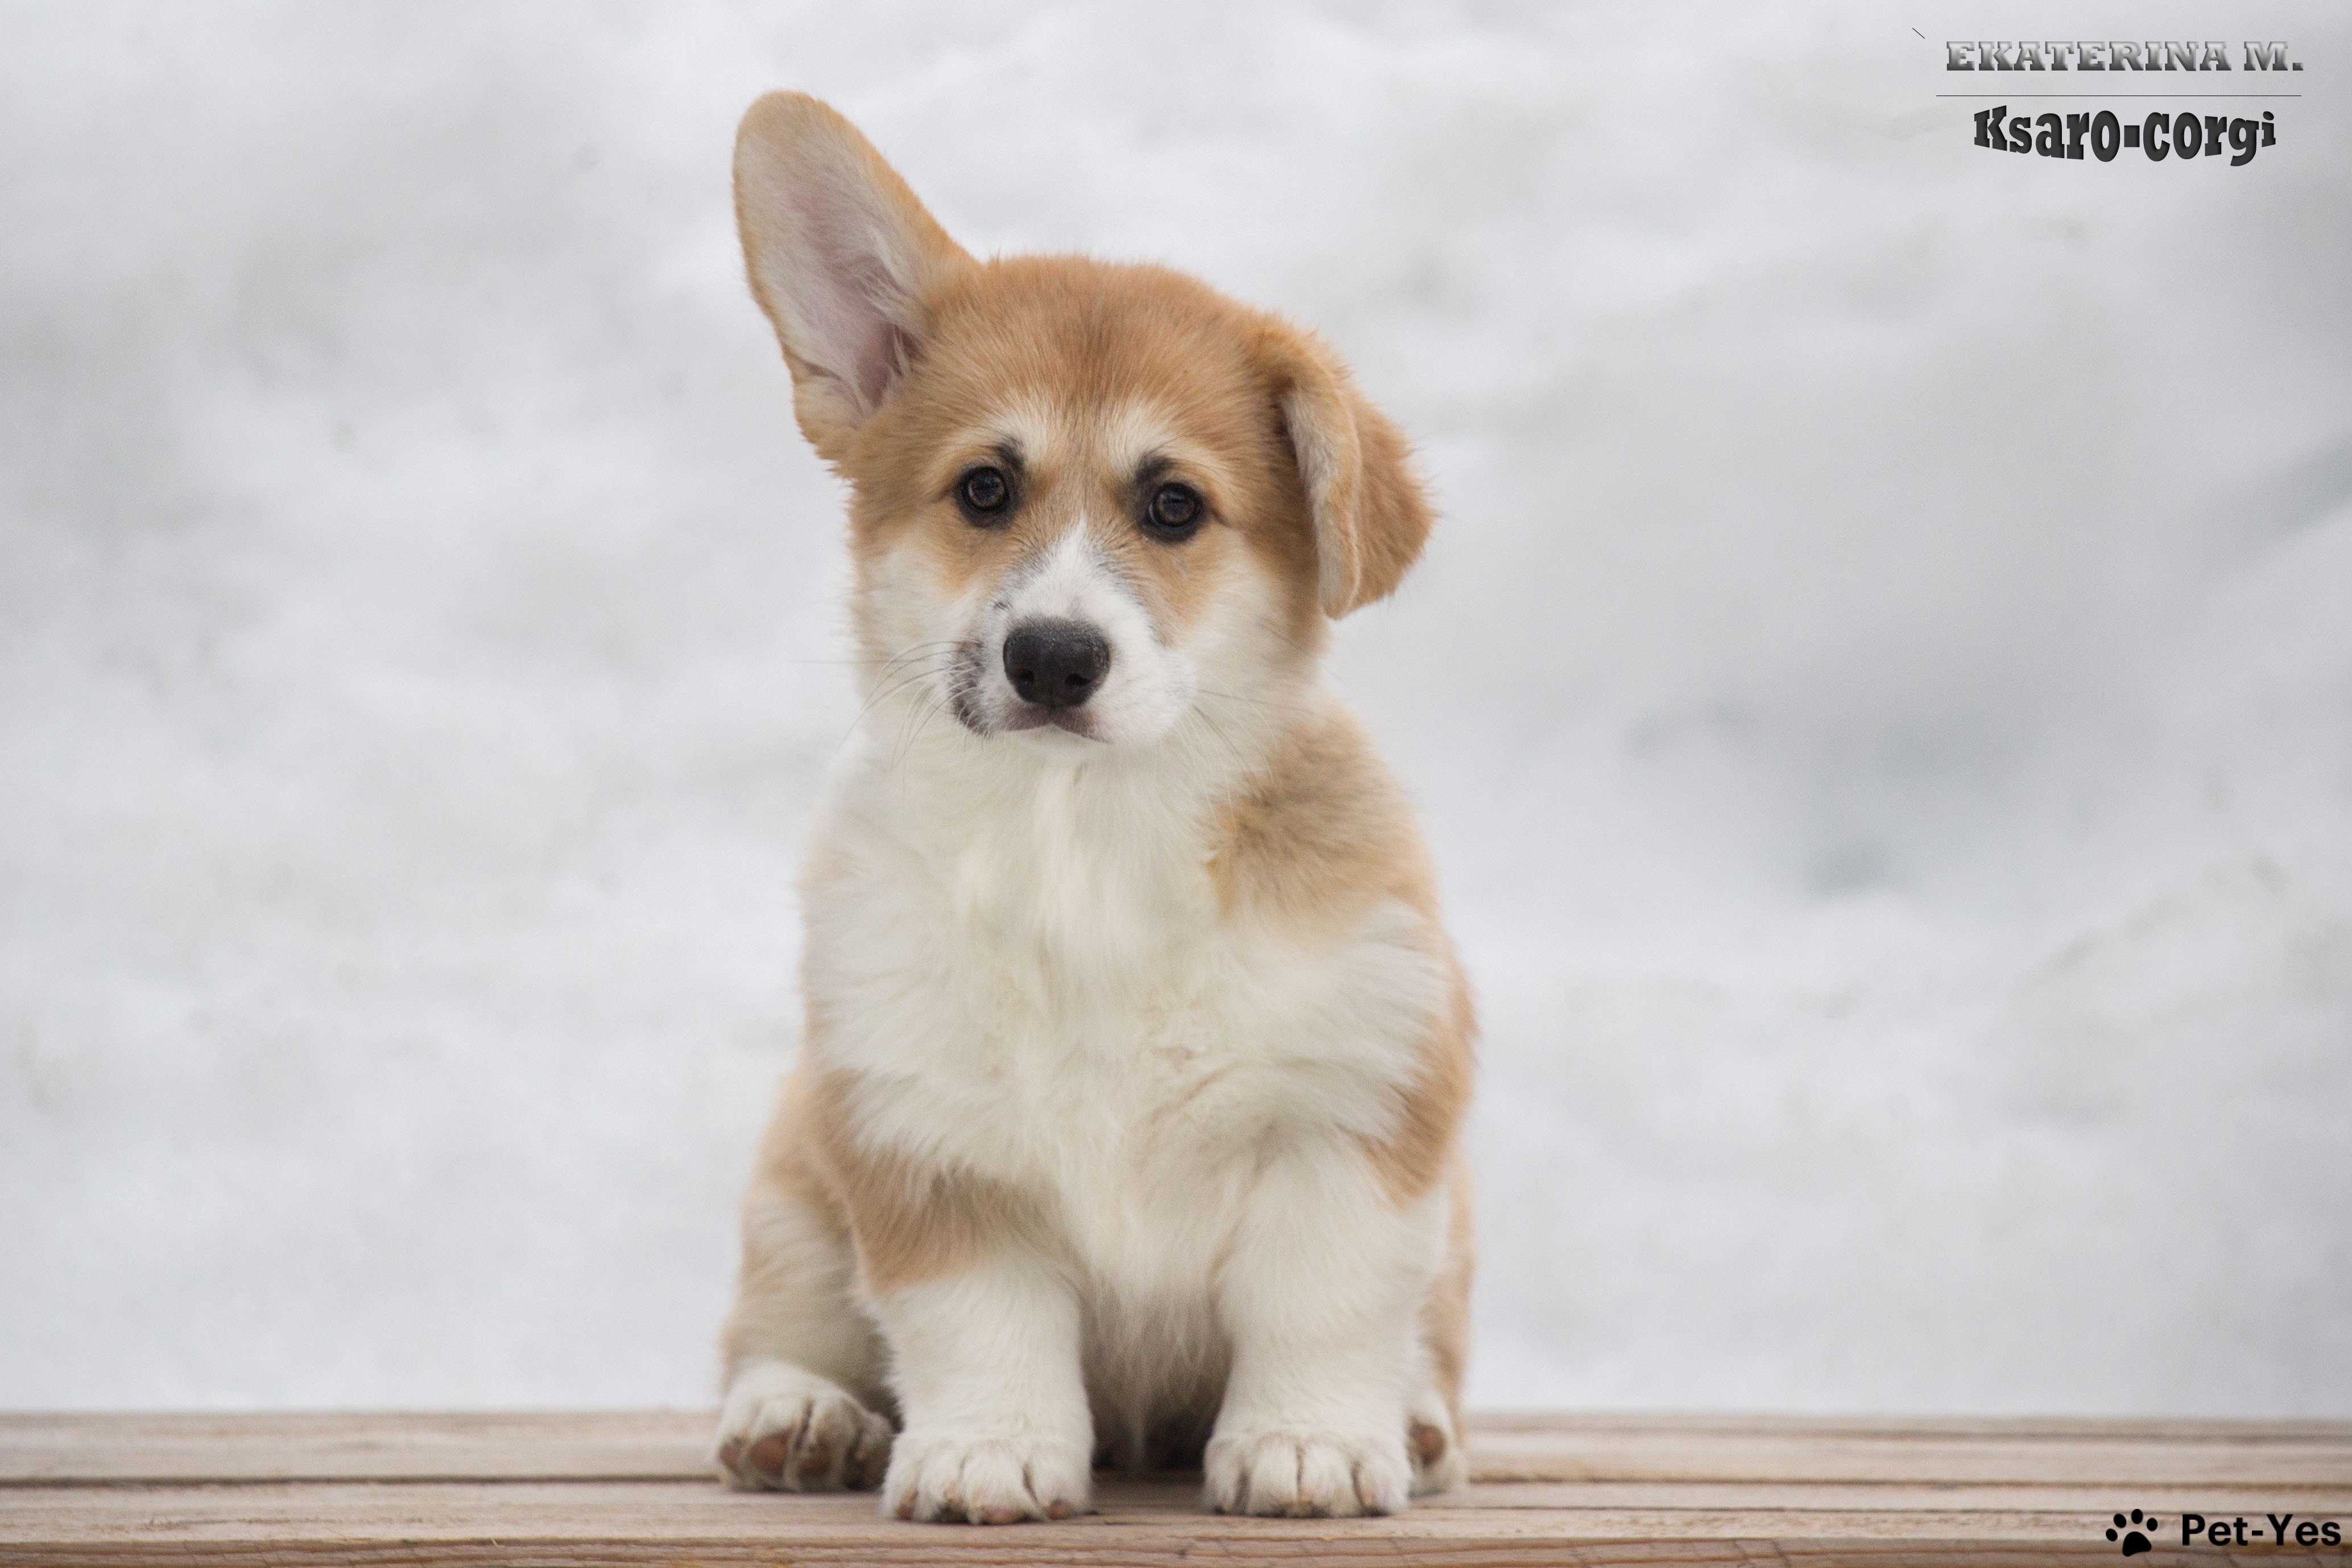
[711,92,1474,1524]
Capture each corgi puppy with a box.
[710,93,1474,1524]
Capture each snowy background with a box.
[3,1,2347,1416]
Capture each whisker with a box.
[1193,685,1319,718]
[843,656,958,743]
[1189,706,1256,780]
[891,673,965,775]
[865,641,967,684]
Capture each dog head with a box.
[733,93,1433,754]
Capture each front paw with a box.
[713,1361,893,1492]
[883,1427,1090,1524]
[1205,1426,1411,1517]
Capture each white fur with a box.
[961,523,1197,748]
[799,669,1454,1517]
[874,1253,1093,1521]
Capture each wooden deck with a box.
[3,1410,2347,1563]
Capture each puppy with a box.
[710,93,1474,1524]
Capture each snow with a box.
[2,1,2346,1415]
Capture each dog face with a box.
[844,266,1320,751]
[733,94,1433,754]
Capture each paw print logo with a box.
[2106,1508,2161,1556]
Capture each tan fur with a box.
[1255,325,1436,617]
[737,831,1040,1300]
[1209,705,1438,922]
[1209,706,1477,1206]
[794,1061,1044,1296]
[734,92,1429,641]
[1367,978,1477,1206]
[721,1073,842,1373]
[718,1068,892,1412]
[830,258,1344,677]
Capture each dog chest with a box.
[804,760,1445,1261]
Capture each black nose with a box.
[1002,619,1111,710]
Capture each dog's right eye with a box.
[957,466,1011,522]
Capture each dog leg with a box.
[872,1250,1094,1523]
[713,1076,894,1492]
[1204,1149,1444,1517]
[1409,1164,1474,1495]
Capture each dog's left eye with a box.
[1143,482,1204,539]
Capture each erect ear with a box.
[1261,328,1435,618]
[732,93,973,462]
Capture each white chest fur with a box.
[800,713,1446,1301]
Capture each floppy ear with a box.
[1263,330,1435,617]
[733,93,973,462]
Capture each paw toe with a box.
[712,1366,892,1493]
[1206,1429,1409,1518]
[882,1432,1089,1525]
[1406,1408,1467,1496]
[1409,1419,1446,1467]
[747,1432,791,1480]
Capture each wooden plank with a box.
[1469,1428,2352,1487]
[10,1474,2351,1522]
[1471,1410,2352,1441]
[2,1415,2345,1565]
[0,1412,713,1486]
[9,1476,2349,1565]
[9,1410,2348,1488]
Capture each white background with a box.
[3,2,2346,1416]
